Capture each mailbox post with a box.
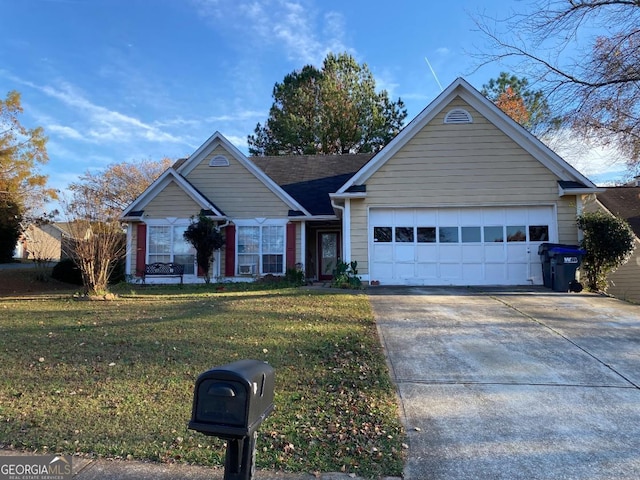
[189,359,275,480]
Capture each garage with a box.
[369,206,556,286]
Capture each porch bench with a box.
[141,262,184,284]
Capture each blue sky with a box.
[0,0,631,213]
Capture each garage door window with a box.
[461,226,481,243]
[440,227,458,243]
[529,225,549,241]
[374,227,392,242]
[417,227,436,243]
[396,227,414,242]
[507,226,526,242]
[484,226,504,242]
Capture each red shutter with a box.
[136,223,147,277]
[225,224,236,276]
[286,222,296,269]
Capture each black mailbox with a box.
[189,359,275,438]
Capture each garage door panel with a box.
[440,245,462,261]
[485,244,505,262]
[485,263,506,282]
[373,244,393,261]
[463,264,483,281]
[462,245,483,262]
[416,245,437,261]
[395,245,415,262]
[507,244,529,262]
[416,263,437,278]
[440,263,462,279]
[395,263,416,279]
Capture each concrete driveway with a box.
[369,287,640,480]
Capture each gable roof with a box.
[597,186,640,237]
[120,168,225,220]
[251,154,373,215]
[336,77,599,195]
[175,132,311,216]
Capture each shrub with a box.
[576,211,635,291]
[331,260,362,289]
[51,258,83,285]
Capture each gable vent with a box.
[444,108,473,124]
[209,155,230,167]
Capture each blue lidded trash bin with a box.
[538,243,586,292]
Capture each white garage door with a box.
[369,206,556,286]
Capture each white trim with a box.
[343,198,352,262]
[300,220,306,273]
[233,218,288,227]
[121,168,224,218]
[126,223,133,276]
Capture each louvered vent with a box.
[208,155,230,167]
[444,108,473,124]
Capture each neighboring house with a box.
[15,222,67,262]
[121,78,600,286]
[586,185,640,303]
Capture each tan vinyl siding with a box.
[349,97,577,276]
[557,197,579,244]
[144,181,202,218]
[350,199,369,274]
[185,145,290,218]
[366,99,560,205]
[607,241,640,303]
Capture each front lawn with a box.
[0,284,405,478]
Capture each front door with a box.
[318,231,340,281]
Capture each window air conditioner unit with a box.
[239,264,255,275]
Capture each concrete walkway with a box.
[370,286,640,480]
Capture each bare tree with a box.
[473,1,640,164]
[61,192,126,296]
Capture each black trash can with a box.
[540,244,586,292]
[538,243,564,288]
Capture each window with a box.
[417,227,436,243]
[374,227,392,243]
[148,225,196,274]
[461,226,481,243]
[439,227,459,243]
[484,226,504,242]
[237,225,284,275]
[529,225,549,241]
[395,227,414,242]
[507,226,526,242]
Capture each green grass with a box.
[0,282,405,478]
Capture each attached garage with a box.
[369,206,556,286]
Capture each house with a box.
[585,184,640,302]
[121,77,600,286]
[14,222,67,262]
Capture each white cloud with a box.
[10,75,188,146]
[192,0,349,65]
[46,124,83,140]
[545,129,631,184]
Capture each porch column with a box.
[343,198,351,262]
